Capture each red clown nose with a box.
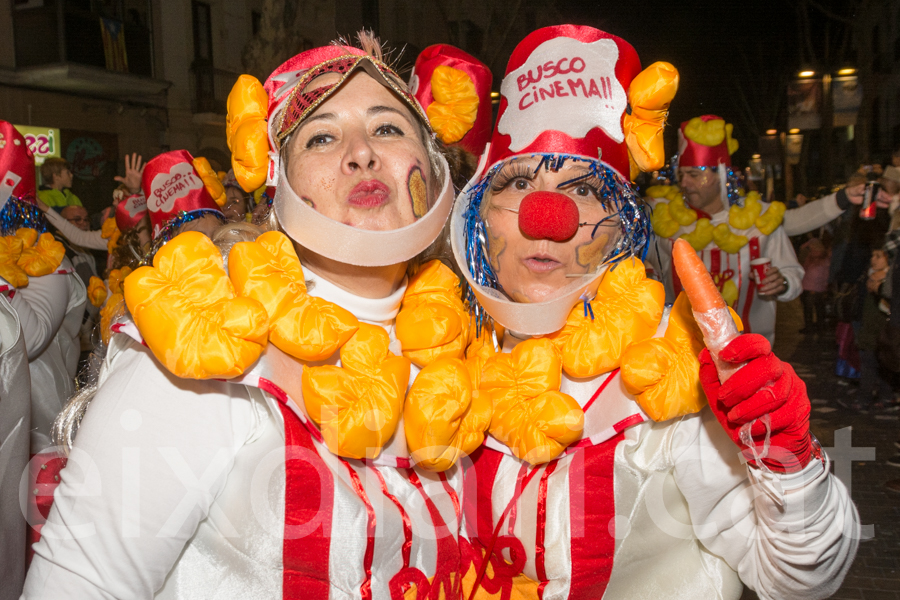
[518,191,580,242]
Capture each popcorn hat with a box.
[677,115,738,168]
[115,192,148,231]
[483,24,678,180]
[141,150,222,238]
[0,121,37,206]
[409,44,493,156]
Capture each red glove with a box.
[699,334,811,473]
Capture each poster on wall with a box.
[833,75,861,127]
[61,130,119,218]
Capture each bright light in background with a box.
[766,129,778,135]
[490,92,500,98]
[798,70,816,78]
[837,68,857,76]
[752,154,761,159]
[789,128,801,134]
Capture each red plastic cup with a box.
[750,257,771,285]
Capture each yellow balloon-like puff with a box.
[87,276,108,307]
[756,201,786,235]
[229,231,359,362]
[651,202,680,238]
[302,323,410,460]
[124,231,269,379]
[623,61,680,173]
[17,232,65,277]
[396,260,470,368]
[545,258,665,379]
[193,157,227,207]
[427,65,479,145]
[226,74,269,192]
[712,223,748,254]
[405,357,491,471]
[0,236,27,288]
[680,218,714,251]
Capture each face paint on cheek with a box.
[407,165,428,219]
[485,224,507,274]
[575,232,611,272]
[301,196,316,209]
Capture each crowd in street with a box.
[0,24,886,600]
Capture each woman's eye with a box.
[375,124,403,136]
[306,134,333,148]
[513,178,530,191]
[573,184,599,198]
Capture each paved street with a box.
[739,298,900,599]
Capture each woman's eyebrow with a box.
[301,112,337,127]
[368,105,408,119]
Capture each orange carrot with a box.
[672,238,726,312]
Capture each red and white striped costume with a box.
[460,318,858,600]
[24,270,464,600]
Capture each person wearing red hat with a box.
[645,115,804,345]
[0,121,86,454]
[451,26,857,599]
[26,32,469,600]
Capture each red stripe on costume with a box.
[567,432,624,600]
[439,470,461,526]
[463,445,504,541]
[407,469,461,599]
[507,463,529,535]
[613,414,645,433]
[741,237,760,333]
[279,403,333,600]
[581,369,619,413]
[343,460,376,600]
[535,461,558,599]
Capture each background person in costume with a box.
[451,25,857,600]
[646,115,804,344]
[25,33,474,600]
[0,121,86,455]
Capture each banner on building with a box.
[100,17,129,73]
[13,125,61,165]
[833,75,861,127]
[788,79,821,131]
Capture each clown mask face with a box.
[483,157,618,303]
[285,71,432,232]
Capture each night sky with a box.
[554,0,847,166]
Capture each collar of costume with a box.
[649,187,786,253]
[304,266,405,324]
[274,152,454,267]
[450,152,651,336]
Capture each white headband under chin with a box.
[449,168,607,337]
[274,153,453,267]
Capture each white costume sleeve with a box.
[22,339,259,599]
[671,408,859,600]
[764,225,804,302]
[9,273,70,360]
[44,210,109,251]
[782,194,845,237]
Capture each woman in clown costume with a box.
[451,25,858,599]
[25,34,481,599]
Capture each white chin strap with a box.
[449,183,607,337]
[274,154,454,267]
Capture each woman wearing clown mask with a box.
[25,34,478,599]
[452,26,858,599]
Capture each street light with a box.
[789,128,801,134]
[766,129,778,135]
[798,70,816,78]
[836,67,857,76]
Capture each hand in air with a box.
[114,153,145,194]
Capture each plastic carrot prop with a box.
[672,238,742,381]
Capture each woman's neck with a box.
[298,246,408,299]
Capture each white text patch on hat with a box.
[149,163,202,214]
[125,193,147,218]
[499,37,626,150]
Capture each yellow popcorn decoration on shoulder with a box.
[545,258,665,379]
[426,65,479,144]
[0,236,28,288]
[756,201,786,235]
[17,231,65,277]
[623,61,679,173]
[124,231,269,379]
[650,201,680,238]
[712,223,748,254]
[193,157,227,207]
